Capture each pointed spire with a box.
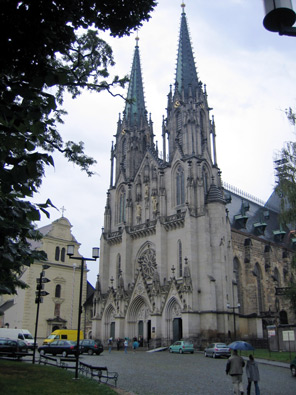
[175,3,199,100]
[123,34,147,128]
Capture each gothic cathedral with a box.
[92,5,235,346]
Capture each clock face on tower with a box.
[174,100,181,108]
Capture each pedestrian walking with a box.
[124,338,128,354]
[226,349,245,395]
[108,337,113,353]
[246,354,260,395]
[133,339,139,353]
[116,337,121,351]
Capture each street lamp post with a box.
[33,264,50,364]
[227,302,240,340]
[67,245,99,380]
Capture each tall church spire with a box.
[175,3,199,100]
[123,36,147,129]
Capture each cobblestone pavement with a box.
[80,349,296,395]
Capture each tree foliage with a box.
[0,0,157,294]
[276,107,296,313]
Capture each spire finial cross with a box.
[181,2,186,13]
[135,30,139,47]
[60,206,66,217]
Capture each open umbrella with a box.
[228,341,254,351]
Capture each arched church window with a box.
[178,240,182,277]
[203,169,208,197]
[176,112,182,131]
[119,188,126,223]
[254,263,264,314]
[279,310,288,325]
[116,254,121,281]
[55,246,60,261]
[61,248,65,262]
[55,284,61,298]
[122,138,126,162]
[176,166,185,206]
[233,257,243,313]
[273,267,280,284]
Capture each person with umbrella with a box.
[226,349,245,395]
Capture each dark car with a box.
[204,343,231,358]
[290,356,296,377]
[38,340,77,357]
[79,339,103,355]
[0,338,28,357]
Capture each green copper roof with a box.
[175,5,199,98]
[123,38,147,128]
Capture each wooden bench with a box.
[79,361,118,386]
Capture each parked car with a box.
[290,356,296,377]
[0,338,28,356]
[169,340,194,354]
[79,339,103,355]
[38,340,77,357]
[204,343,231,358]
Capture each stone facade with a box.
[91,5,296,348]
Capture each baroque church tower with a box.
[93,4,234,346]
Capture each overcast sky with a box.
[33,0,296,286]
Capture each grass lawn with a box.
[239,349,295,364]
[0,360,117,395]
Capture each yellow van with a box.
[43,329,84,345]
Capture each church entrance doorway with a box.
[110,322,115,339]
[173,318,182,342]
[138,320,143,338]
[147,320,151,346]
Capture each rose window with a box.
[139,247,156,279]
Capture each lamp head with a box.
[263,0,296,32]
[92,247,100,259]
[67,245,75,256]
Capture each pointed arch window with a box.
[176,112,182,131]
[61,248,65,262]
[176,166,185,206]
[116,254,121,282]
[202,168,208,197]
[254,263,264,314]
[122,138,126,164]
[273,267,280,285]
[233,257,243,313]
[178,240,182,277]
[119,188,126,223]
[55,246,60,261]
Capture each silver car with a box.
[204,342,231,358]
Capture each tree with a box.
[0,0,157,294]
[276,107,296,314]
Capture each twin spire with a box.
[123,35,147,129]
[123,3,199,129]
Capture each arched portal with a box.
[104,304,116,340]
[166,298,182,343]
[127,295,151,342]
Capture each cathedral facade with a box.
[92,5,295,347]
